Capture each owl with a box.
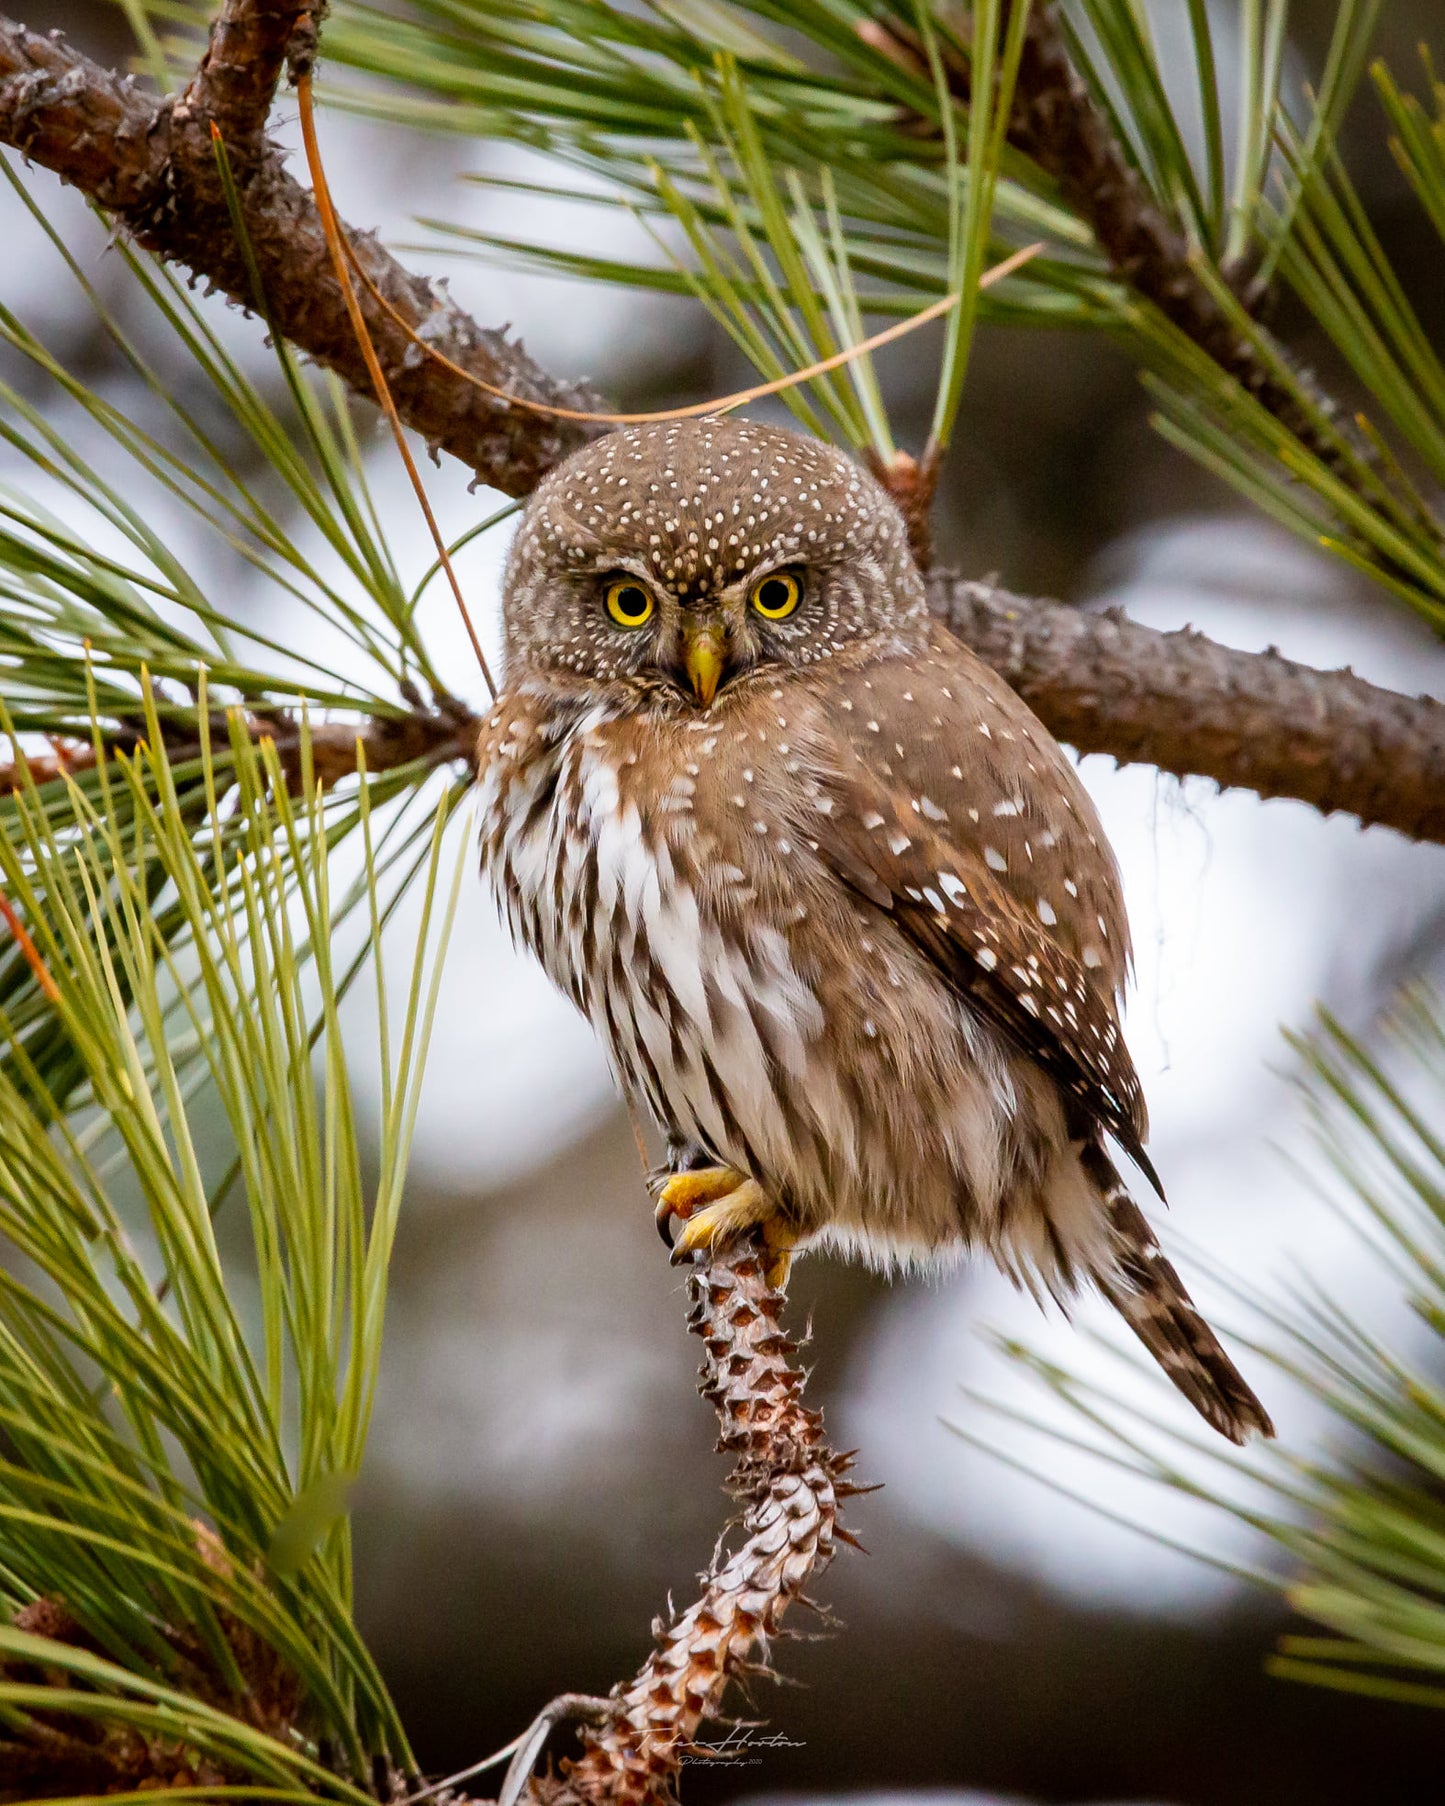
[476,415,1272,1444]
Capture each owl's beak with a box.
[681,623,728,707]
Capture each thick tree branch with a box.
[0,10,600,495]
[932,575,1445,844]
[0,9,1440,848]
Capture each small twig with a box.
[179,0,306,149]
[497,1697,611,1806]
[400,1717,551,1805]
[263,702,482,788]
[867,446,939,571]
[0,702,480,799]
[533,1239,859,1805]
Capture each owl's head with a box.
[499,416,926,707]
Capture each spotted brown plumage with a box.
[812,624,1157,1186]
[477,415,1273,1444]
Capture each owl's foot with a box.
[655,1165,797,1289]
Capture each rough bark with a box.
[531,1243,857,1804]
[0,10,601,496]
[933,575,1445,844]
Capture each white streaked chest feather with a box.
[476,702,827,1178]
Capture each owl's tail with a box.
[1083,1144,1274,1445]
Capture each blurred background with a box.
[22,3,1445,1801]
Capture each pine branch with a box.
[524,1241,855,1805]
[0,7,601,494]
[1,5,1440,852]
[0,700,480,795]
[860,3,1363,480]
[934,575,1445,845]
[3,1575,301,1797]
[0,721,461,1794]
[185,0,308,146]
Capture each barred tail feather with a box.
[1083,1145,1274,1445]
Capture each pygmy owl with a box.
[476,416,1272,1445]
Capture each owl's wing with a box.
[806,624,1157,1187]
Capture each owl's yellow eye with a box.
[750,570,802,621]
[603,576,655,629]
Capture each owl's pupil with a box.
[760,579,789,609]
[616,586,647,618]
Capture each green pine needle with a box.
[151,0,1445,635]
[0,709,464,1786]
[976,989,1445,1709]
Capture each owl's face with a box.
[500,416,926,708]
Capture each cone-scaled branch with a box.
[537,1243,857,1804]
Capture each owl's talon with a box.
[654,1163,748,1247]
[668,1178,770,1263]
[760,1215,797,1291]
[656,1169,797,1289]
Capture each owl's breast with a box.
[476,690,840,1173]
[475,690,601,1017]
[475,684,1024,1252]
